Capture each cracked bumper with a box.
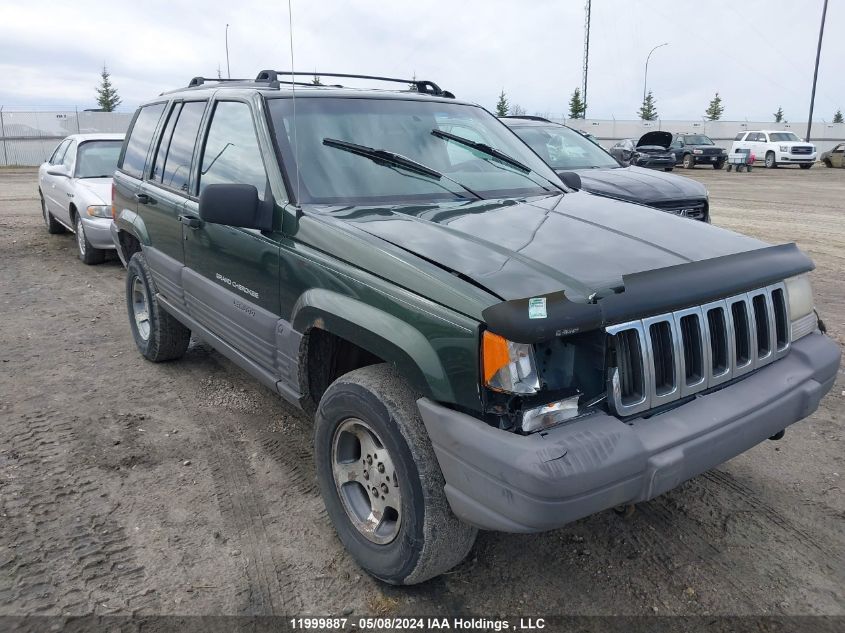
[418,332,840,533]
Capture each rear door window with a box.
[157,101,206,193]
[120,103,166,179]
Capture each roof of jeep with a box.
[154,79,474,107]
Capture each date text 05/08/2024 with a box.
[289,617,546,630]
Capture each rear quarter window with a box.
[119,103,166,179]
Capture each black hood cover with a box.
[637,131,673,149]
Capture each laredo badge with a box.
[528,297,547,319]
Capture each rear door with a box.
[138,99,208,306]
[181,99,281,373]
[113,102,167,238]
[830,143,845,167]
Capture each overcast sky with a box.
[1,0,842,121]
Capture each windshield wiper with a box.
[431,129,530,172]
[430,129,564,193]
[322,138,482,200]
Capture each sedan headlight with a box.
[87,205,112,218]
[784,274,817,340]
[482,331,540,394]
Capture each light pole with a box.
[806,0,828,142]
[225,24,231,79]
[643,43,669,105]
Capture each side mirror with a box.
[557,171,582,191]
[47,165,70,177]
[198,183,272,231]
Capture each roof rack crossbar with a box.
[187,76,250,88]
[255,70,453,97]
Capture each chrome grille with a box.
[790,145,813,155]
[649,199,708,221]
[606,282,789,416]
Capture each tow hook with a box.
[769,430,786,441]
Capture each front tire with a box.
[765,151,777,168]
[75,215,106,265]
[126,252,191,362]
[315,364,477,585]
[714,160,725,170]
[823,159,832,168]
[682,154,695,169]
[41,193,65,234]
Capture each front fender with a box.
[292,288,480,408]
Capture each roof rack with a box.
[255,70,454,98]
[500,115,553,123]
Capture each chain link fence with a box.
[0,109,133,166]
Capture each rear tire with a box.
[799,163,813,170]
[315,363,477,585]
[75,215,106,265]
[682,154,695,169]
[41,193,65,234]
[126,252,191,362]
[765,151,777,168]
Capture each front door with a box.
[51,140,77,224]
[182,100,281,374]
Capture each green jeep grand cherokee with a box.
[111,71,840,585]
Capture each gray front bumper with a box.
[418,332,840,533]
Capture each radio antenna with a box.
[287,0,301,205]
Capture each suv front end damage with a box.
[418,245,840,532]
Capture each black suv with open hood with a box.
[502,117,710,221]
[111,70,840,585]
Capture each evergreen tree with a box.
[568,88,587,119]
[834,109,844,124]
[705,92,724,120]
[773,106,785,123]
[495,90,509,117]
[510,104,526,116]
[638,91,658,121]
[95,65,121,112]
[311,74,323,85]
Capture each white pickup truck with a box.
[731,130,816,169]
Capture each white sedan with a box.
[38,133,125,264]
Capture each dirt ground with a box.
[0,165,842,619]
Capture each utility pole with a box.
[225,24,231,79]
[806,0,828,142]
[582,0,591,118]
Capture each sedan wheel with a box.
[76,216,105,265]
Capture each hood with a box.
[74,178,112,205]
[569,166,706,203]
[312,193,765,303]
[636,131,672,149]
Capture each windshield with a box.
[683,135,714,145]
[769,132,800,142]
[75,140,122,178]
[510,125,619,170]
[267,97,562,205]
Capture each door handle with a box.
[179,214,202,229]
[135,192,151,204]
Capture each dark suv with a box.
[670,133,727,169]
[110,71,840,585]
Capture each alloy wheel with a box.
[76,218,86,256]
[131,276,151,341]
[331,417,402,544]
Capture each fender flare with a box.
[292,288,455,403]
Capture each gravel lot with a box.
[1,165,842,618]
